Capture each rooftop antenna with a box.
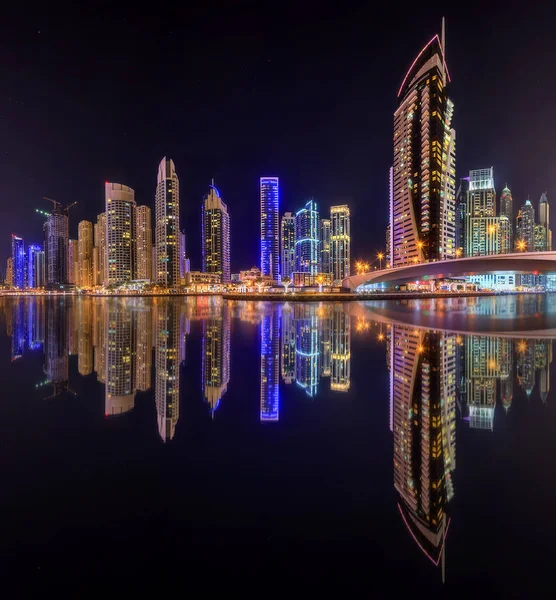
[441,17,447,85]
[211,177,215,187]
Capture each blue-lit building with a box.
[260,177,280,281]
[27,244,42,289]
[11,299,25,360]
[11,235,25,289]
[295,304,320,397]
[260,309,280,421]
[295,199,319,275]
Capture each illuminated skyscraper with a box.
[516,198,534,251]
[27,296,45,350]
[295,304,320,397]
[68,239,78,284]
[391,27,455,266]
[201,181,230,283]
[320,218,331,274]
[105,300,135,415]
[135,205,152,281]
[155,301,181,441]
[260,177,280,281]
[78,220,94,288]
[330,305,350,391]
[455,177,470,255]
[295,199,320,274]
[105,183,136,285]
[280,212,296,279]
[201,308,231,414]
[280,304,296,383]
[539,192,551,251]
[11,235,25,289]
[44,212,68,285]
[155,157,180,287]
[179,230,187,280]
[27,245,42,289]
[539,340,552,404]
[93,212,107,286]
[330,205,351,283]
[11,299,25,360]
[44,298,69,385]
[500,186,513,249]
[5,257,13,288]
[260,308,280,421]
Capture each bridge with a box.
[342,252,556,292]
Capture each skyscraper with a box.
[201,309,231,415]
[516,199,534,251]
[295,199,319,275]
[35,249,45,288]
[500,186,513,250]
[320,218,331,274]
[44,212,69,286]
[455,177,470,255]
[201,181,231,283]
[280,212,296,279]
[77,299,93,376]
[78,220,94,288]
[330,205,351,283]
[155,157,180,287]
[465,168,501,256]
[330,305,351,391]
[135,205,152,281]
[260,309,280,421]
[391,26,455,266]
[134,305,152,391]
[5,257,13,288]
[68,239,78,284]
[11,235,25,289]
[179,230,187,280]
[93,212,106,286]
[539,192,551,250]
[105,183,135,285]
[27,245,42,288]
[260,177,280,281]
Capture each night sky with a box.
[2,2,556,272]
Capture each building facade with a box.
[390,32,455,267]
[539,192,551,251]
[44,213,69,286]
[155,157,180,287]
[135,205,152,281]
[516,199,534,251]
[78,220,94,288]
[94,212,106,286]
[105,183,136,285]
[201,181,231,283]
[68,239,78,285]
[500,186,513,249]
[11,235,25,289]
[280,212,296,280]
[330,205,351,283]
[260,177,280,281]
[320,218,331,274]
[295,199,319,274]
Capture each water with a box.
[1,295,555,593]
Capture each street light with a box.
[517,240,526,252]
[377,252,384,270]
[316,274,325,293]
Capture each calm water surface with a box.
[1,295,555,594]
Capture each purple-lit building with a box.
[11,234,25,289]
[260,177,280,281]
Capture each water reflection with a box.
[2,295,556,584]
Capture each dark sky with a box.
[2,2,556,272]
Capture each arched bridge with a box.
[342,252,556,291]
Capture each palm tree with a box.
[281,276,292,293]
[254,277,265,293]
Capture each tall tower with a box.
[179,230,187,280]
[465,168,500,256]
[280,212,296,279]
[11,235,25,289]
[78,220,93,288]
[44,211,69,286]
[500,186,513,249]
[391,26,455,266]
[201,181,231,283]
[260,177,280,281]
[94,212,106,286]
[295,199,320,274]
[68,239,78,285]
[155,157,180,287]
[455,177,470,255]
[135,205,153,281]
[5,257,13,288]
[330,205,351,283]
[260,308,280,421]
[27,245,42,288]
[517,199,535,251]
[105,183,136,285]
[320,218,331,274]
[539,192,551,250]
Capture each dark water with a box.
[1,295,555,594]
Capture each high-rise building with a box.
[295,199,320,274]
[44,212,69,285]
[201,309,231,415]
[93,212,106,286]
[465,168,502,256]
[295,304,320,397]
[68,239,78,284]
[280,212,296,280]
[155,157,180,287]
[330,205,351,283]
[179,230,187,280]
[201,181,231,283]
[135,205,152,281]
[260,177,280,281]
[391,28,455,266]
[455,177,470,255]
[499,216,511,255]
[5,257,13,288]
[105,183,136,285]
[516,198,534,251]
[500,186,513,250]
[34,249,45,289]
[320,218,331,274]
[280,304,296,384]
[78,220,94,288]
[11,235,25,289]
[260,309,280,421]
[539,192,551,251]
[27,245,42,288]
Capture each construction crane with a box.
[42,197,77,216]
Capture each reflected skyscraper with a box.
[201,307,231,414]
[77,299,93,376]
[295,304,320,397]
[517,340,535,397]
[155,301,180,441]
[27,296,45,350]
[93,299,106,384]
[134,305,152,391]
[260,308,280,421]
[11,299,25,360]
[44,298,69,386]
[260,177,280,281]
[330,305,350,391]
[280,304,296,384]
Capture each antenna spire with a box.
[441,17,447,85]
